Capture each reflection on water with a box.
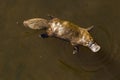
[0,0,120,80]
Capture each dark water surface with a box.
[0,0,120,80]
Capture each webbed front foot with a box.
[73,46,79,54]
[39,33,49,39]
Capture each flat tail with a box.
[23,18,49,30]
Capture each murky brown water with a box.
[0,0,120,80]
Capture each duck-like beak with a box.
[88,41,101,52]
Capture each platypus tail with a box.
[23,18,49,30]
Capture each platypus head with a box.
[23,18,49,30]
[79,29,101,53]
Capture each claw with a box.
[73,46,79,54]
[86,25,94,31]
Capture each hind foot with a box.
[39,33,49,39]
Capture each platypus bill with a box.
[23,17,101,54]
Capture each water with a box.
[0,0,120,80]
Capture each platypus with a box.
[23,17,101,54]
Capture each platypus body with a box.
[23,17,101,54]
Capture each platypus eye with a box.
[84,42,91,46]
[86,42,89,46]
